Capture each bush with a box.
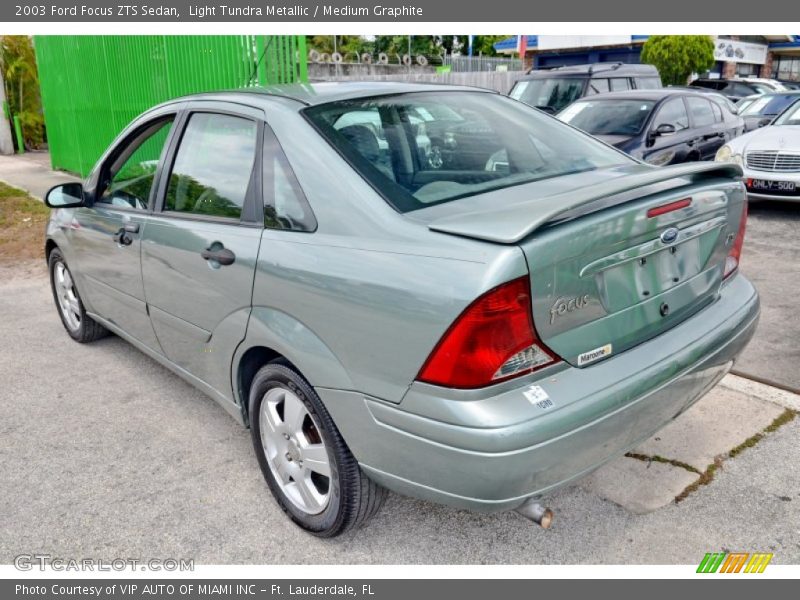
[641,35,716,86]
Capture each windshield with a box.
[304,91,632,212]
[773,101,800,126]
[741,94,800,117]
[510,78,585,112]
[558,99,655,136]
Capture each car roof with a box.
[743,89,800,97]
[161,81,496,109]
[517,62,658,80]
[570,89,705,102]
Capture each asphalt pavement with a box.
[737,200,800,391]
[0,153,798,564]
[0,266,798,565]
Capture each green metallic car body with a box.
[44,83,758,531]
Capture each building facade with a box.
[495,35,800,82]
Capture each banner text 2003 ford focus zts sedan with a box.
[43,82,759,537]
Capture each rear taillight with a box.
[417,277,558,389]
[724,203,748,279]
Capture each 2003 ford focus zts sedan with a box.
[44,82,759,536]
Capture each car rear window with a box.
[741,94,799,116]
[304,91,631,213]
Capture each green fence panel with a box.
[34,35,307,176]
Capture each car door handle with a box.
[200,246,236,266]
[112,223,139,246]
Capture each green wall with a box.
[34,35,307,176]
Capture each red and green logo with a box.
[697,552,773,573]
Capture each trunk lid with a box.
[422,163,746,367]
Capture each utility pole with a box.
[0,58,15,155]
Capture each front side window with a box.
[99,117,174,210]
[652,98,690,131]
[510,78,586,112]
[164,112,258,219]
[305,92,632,212]
[559,99,655,136]
[687,97,715,127]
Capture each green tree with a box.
[640,35,715,86]
[0,35,44,148]
[469,36,509,57]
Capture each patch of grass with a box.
[0,181,49,261]
[625,452,701,474]
[675,408,798,503]
[675,457,723,503]
[728,408,797,458]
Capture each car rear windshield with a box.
[774,101,800,126]
[509,78,585,112]
[558,99,655,136]
[741,94,799,116]
[303,91,632,213]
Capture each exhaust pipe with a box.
[515,498,554,529]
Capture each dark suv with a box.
[510,63,662,113]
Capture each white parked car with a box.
[741,77,788,92]
[716,100,800,201]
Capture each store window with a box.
[772,56,800,82]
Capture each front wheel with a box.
[249,362,387,537]
[48,248,109,343]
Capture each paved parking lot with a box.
[0,264,798,565]
[737,200,800,391]
[0,154,799,564]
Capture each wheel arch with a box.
[45,238,58,261]
[232,306,354,426]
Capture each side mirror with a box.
[654,123,677,136]
[647,123,676,147]
[757,117,772,128]
[45,182,85,209]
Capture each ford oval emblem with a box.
[660,227,679,244]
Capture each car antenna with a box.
[248,37,276,86]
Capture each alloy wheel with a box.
[259,387,332,514]
[54,262,82,332]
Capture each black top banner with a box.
[4,0,798,22]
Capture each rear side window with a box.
[635,77,661,90]
[164,112,258,219]
[609,78,631,91]
[652,98,690,131]
[263,129,316,232]
[710,101,724,123]
[687,97,715,127]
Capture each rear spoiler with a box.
[427,162,743,244]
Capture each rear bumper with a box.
[317,274,760,512]
[746,191,800,202]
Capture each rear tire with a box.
[48,248,109,343]
[249,361,387,537]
